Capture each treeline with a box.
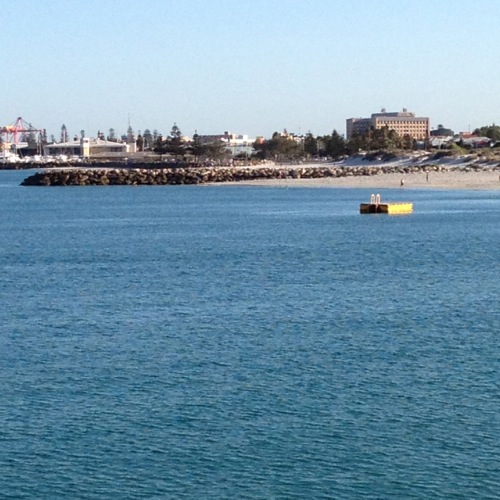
[45,121,500,163]
[253,127,419,162]
[101,122,426,161]
[151,124,229,160]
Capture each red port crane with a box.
[0,117,43,151]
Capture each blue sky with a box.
[2,0,499,139]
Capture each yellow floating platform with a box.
[360,194,413,214]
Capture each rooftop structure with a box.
[430,124,454,137]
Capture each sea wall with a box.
[20,164,499,186]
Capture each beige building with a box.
[346,109,429,140]
[44,138,128,158]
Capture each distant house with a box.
[458,136,492,149]
[429,136,454,148]
[197,131,255,157]
[44,137,127,158]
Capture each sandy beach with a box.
[225,165,500,190]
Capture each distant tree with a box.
[108,128,117,142]
[316,137,325,156]
[163,123,185,157]
[346,126,410,153]
[253,131,303,161]
[153,133,164,153]
[473,124,500,141]
[191,132,204,159]
[143,129,153,149]
[386,129,403,150]
[402,134,413,150]
[346,131,368,154]
[50,134,56,143]
[202,141,230,160]
[325,129,346,158]
[136,133,144,151]
[188,131,232,161]
[170,123,182,140]
[126,125,134,144]
[252,136,270,160]
[370,126,391,150]
[303,132,318,157]
[60,124,68,143]
[80,130,85,139]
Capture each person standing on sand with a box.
[426,172,429,182]
[400,178,405,188]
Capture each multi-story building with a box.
[346,109,429,140]
[345,118,372,140]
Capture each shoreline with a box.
[18,161,500,190]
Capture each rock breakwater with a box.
[20,164,499,187]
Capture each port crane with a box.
[0,116,43,154]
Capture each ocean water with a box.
[0,169,499,499]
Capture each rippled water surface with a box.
[1,170,499,498]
